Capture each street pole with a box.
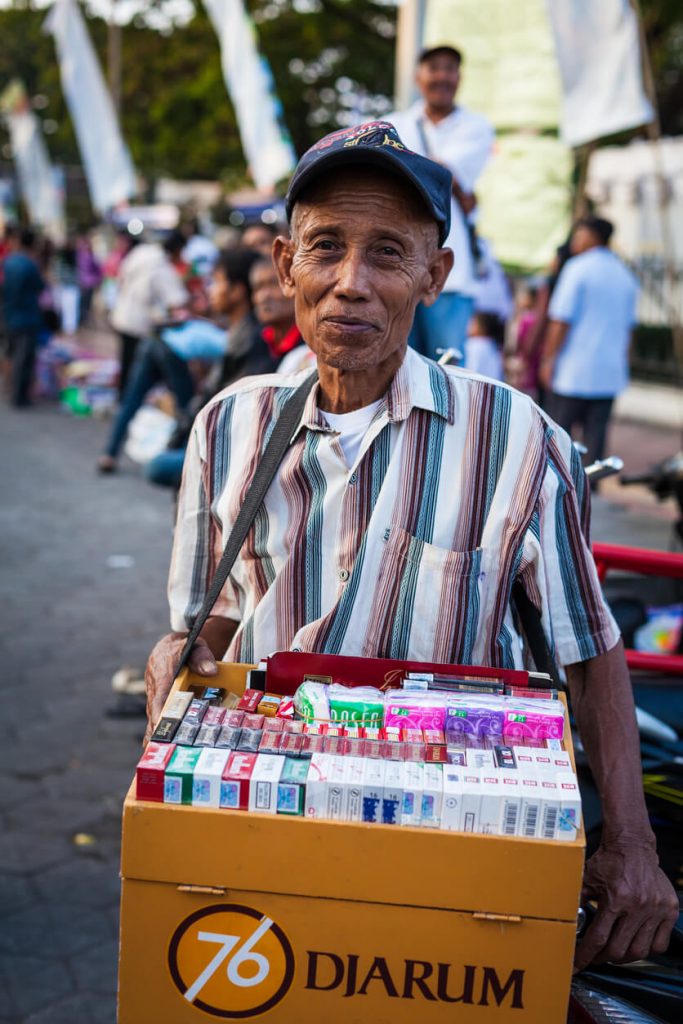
[107,0,122,118]
[394,0,427,110]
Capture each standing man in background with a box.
[1,227,45,407]
[389,44,494,358]
[540,216,639,468]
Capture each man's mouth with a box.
[324,316,377,334]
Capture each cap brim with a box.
[286,147,448,245]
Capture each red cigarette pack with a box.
[221,751,257,810]
[136,742,176,802]
[237,689,263,713]
[242,713,265,730]
[259,731,283,752]
[280,733,303,756]
[224,710,245,727]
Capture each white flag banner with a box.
[0,80,65,237]
[203,0,296,190]
[44,0,137,212]
[545,0,654,148]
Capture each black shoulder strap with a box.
[511,580,563,688]
[174,371,318,678]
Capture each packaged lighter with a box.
[216,725,242,750]
[164,747,202,804]
[401,761,423,827]
[441,769,465,831]
[277,757,309,815]
[343,757,364,822]
[249,754,285,814]
[326,756,348,821]
[192,748,231,807]
[136,742,176,802]
[194,723,221,748]
[421,762,443,828]
[556,771,582,841]
[382,760,403,825]
[362,758,385,823]
[175,721,200,746]
[163,690,194,720]
[150,717,180,744]
[305,753,331,819]
[220,751,256,810]
[536,772,562,840]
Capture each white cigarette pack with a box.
[518,769,542,838]
[466,748,496,770]
[476,769,503,835]
[537,772,562,840]
[531,748,553,773]
[547,749,572,773]
[401,761,423,827]
[191,748,231,808]
[499,771,522,836]
[326,755,347,821]
[421,762,443,828]
[249,753,285,814]
[382,760,403,826]
[305,753,331,820]
[344,756,364,822]
[556,771,582,841]
[362,758,385,823]
[460,772,482,833]
[441,768,465,831]
[512,746,535,771]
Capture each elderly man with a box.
[146,121,677,971]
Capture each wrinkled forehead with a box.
[291,165,438,238]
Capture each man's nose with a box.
[333,249,371,301]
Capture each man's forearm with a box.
[542,319,570,361]
[566,640,653,843]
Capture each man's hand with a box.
[574,839,679,971]
[538,355,554,391]
[143,632,217,745]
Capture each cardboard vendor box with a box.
[118,663,584,1023]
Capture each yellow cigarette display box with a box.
[118,663,584,1023]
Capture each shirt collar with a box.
[291,347,454,444]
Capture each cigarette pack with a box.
[326,725,346,738]
[150,717,180,744]
[219,751,257,810]
[323,735,347,756]
[258,694,282,717]
[237,728,263,753]
[401,761,423,827]
[184,699,209,724]
[163,691,194,720]
[282,718,303,733]
[242,713,265,730]
[303,723,327,736]
[280,732,303,757]
[345,736,365,757]
[499,772,522,836]
[362,758,385,823]
[174,721,200,746]
[304,753,331,820]
[136,742,176,802]
[277,757,309,815]
[466,748,496,770]
[446,747,467,766]
[536,773,562,840]
[199,686,225,705]
[343,757,365,822]
[326,756,348,821]
[545,738,563,751]
[518,771,542,839]
[382,761,403,825]
[249,754,285,814]
[460,772,482,833]
[441,769,465,831]
[531,748,553,772]
[300,733,325,758]
[477,770,503,835]
[556,771,582,841]
[203,705,227,727]
[361,727,385,741]
[194,723,221,748]
[494,745,516,770]
[424,743,447,764]
[421,762,443,828]
[164,747,202,805]
[512,746,536,770]
[224,710,245,728]
[402,740,426,762]
[192,748,231,808]
[237,689,263,713]
[215,725,242,750]
[547,749,572,772]
[258,731,283,753]
[263,717,285,733]
[381,740,404,762]
[505,686,558,700]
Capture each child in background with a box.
[463,311,505,381]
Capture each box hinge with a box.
[472,912,522,924]
[177,884,227,896]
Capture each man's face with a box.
[242,225,276,258]
[250,261,294,327]
[209,267,243,315]
[570,226,598,256]
[416,52,461,112]
[274,168,452,373]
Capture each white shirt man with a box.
[389,45,494,359]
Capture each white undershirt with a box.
[323,399,383,467]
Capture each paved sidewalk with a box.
[0,385,679,1022]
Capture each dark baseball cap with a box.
[418,44,462,65]
[285,121,452,245]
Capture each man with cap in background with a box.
[145,122,677,972]
[389,44,494,359]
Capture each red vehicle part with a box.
[592,542,683,676]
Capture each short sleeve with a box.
[167,409,241,632]
[548,262,581,325]
[517,426,620,667]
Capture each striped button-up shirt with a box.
[169,347,619,668]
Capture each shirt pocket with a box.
[362,525,486,664]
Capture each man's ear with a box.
[273,236,296,298]
[421,247,454,308]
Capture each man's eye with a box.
[314,239,336,251]
[378,246,400,257]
